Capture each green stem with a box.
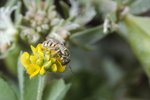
[36,75,46,100]
[18,52,24,100]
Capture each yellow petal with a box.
[20,52,30,69]
[50,50,56,55]
[50,58,56,63]
[51,64,57,72]
[36,44,44,57]
[38,50,44,58]
[40,66,46,75]
[37,44,42,52]
[44,55,50,61]
[56,60,66,72]
[58,66,66,72]
[30,45,36,55]
[37,44,42,49]
[27,64,40,78]
[30,69,40,78]
[36,58,43,66]
[30,55,37,64]
[43,61,52,70]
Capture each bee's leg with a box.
[69,65,73,73]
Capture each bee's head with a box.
[61,58,70,65]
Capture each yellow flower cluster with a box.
[20,44,65,78]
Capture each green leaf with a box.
[4,45,20,75]
[5,0,17,7]
[24,76,39,100]
[22,0,30,9]
[102,58,123,86]
[119,14,150,77]
[60,1,69,19]
[15,2,22,27]
[114,0,123,5]
[90,84,115,100]
[70,25,107,48]
[44,0,53,10]
[43,79,71,100]
[129,0,150,14]
[36,75,46,100]
[94,0,117,17]
[0,78,17,100]
[19,53,45,100]
[8,80,19,100]
[17,52,25,100]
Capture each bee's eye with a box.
[61,61,65,65]
[61,58,70,65]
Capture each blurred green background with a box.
[0,0,150,100]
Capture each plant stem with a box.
[36,75,46,100]
[18,52,24,100]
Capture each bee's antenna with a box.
[68,65,77,79]
[68,65,75,76]
[68,64,74,74]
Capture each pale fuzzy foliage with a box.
[0,7,17,53]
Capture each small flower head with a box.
[20,0,61,44]
[0,7,17,56]
[20,43,66,78]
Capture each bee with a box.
[42,38,70,65]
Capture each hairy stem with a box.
[36,75,46,100]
